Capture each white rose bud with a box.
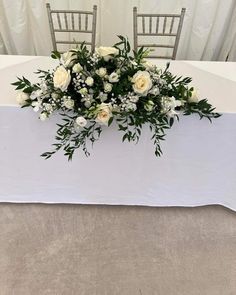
[132,71,153,96]
[104,82,112,93]
[85,77,94,86]
[16,91,29,106]
[53,66,71,92]
[75,116,87,127]
[189,89,199,103]
[96,67,107,77]
[95,47,119,61]
[109,72,119,83]
[72,63,83,73]
[61,51,76,68]
[144,100,155,112]
[40,112,48,121]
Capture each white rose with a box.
[104,82,112,93]
[132,71,153,96]
[96,103,112,125]
[75,116,87,127]
[95,46,119,61]
[53,66,71,92]
[85,77,94,86]
[40,112,48,121]
[72,63,83,73]
[63,98,74,109]
[96,67,107,77]
[189,89,199,103]
[109,72,119,83]
[144,100,155,112]
[61,51,76,68]
[16,91,29,106]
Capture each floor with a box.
[0,204,236,295]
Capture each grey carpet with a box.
[0,204,235,295]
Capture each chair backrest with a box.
[46,3,97,53]
[133,7,186,59]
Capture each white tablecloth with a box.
[0,55,236,209]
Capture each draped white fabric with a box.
[0,0,235,60]
[217,3,236,61]
[1,56,236,208]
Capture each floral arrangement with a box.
[12,36,220,160]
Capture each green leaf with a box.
[51,51,61,59]
[23,87,33,93]
[118,124,127,131]
[23,77,30,85]
[169,117,174,127]
[16,84,25,90]
[108,117,113,126]
[122,133,128,142]
[11,81,21,86]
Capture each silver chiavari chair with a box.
[133,7,186,59]
[46,3,97,53]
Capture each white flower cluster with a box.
[119,92,139,112]
[13,36,218,160]
[161,96,182,117]
[15,44,199,126]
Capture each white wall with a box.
[0,0,235,60]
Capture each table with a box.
[0,55,236,209]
